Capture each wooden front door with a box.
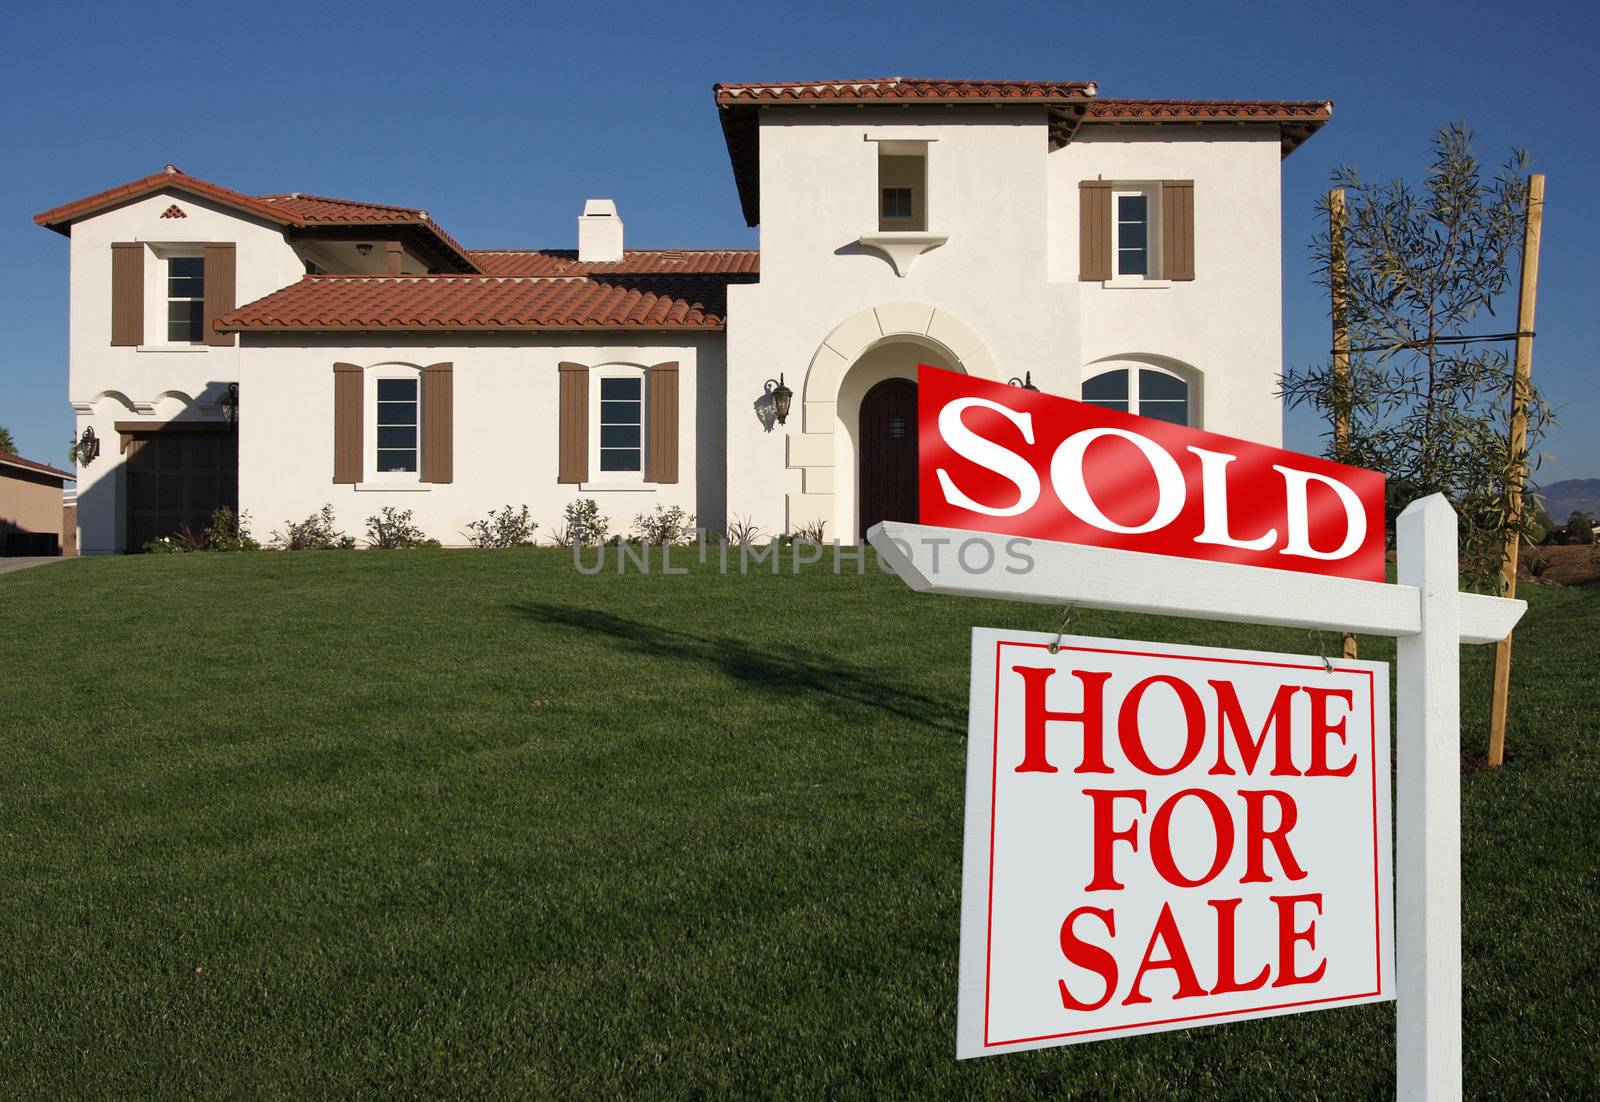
[858,377,919,536]
[124,429,238,552]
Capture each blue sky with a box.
[3,0,1594,481]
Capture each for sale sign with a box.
[958,628,1393,1059]
[918,366,1387,581]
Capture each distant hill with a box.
[1533,478,1600,522]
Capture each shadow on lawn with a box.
[510,600,965,736]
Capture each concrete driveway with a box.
[0,557,71,575]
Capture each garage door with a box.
[124,429,238,552]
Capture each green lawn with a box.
[1,549,1595,1099]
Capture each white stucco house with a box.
[35,77,1330,553]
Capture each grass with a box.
[0,548,1595,1099]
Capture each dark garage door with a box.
[124,429,237,552]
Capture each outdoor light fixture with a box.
[75,426,100,467]
[220,383,239,428]
[1008,372,1040,391]
[765,374,793,426]
[356,243,374,256]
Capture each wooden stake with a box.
[1488,174,1545,767]
[1330,188,1359,660]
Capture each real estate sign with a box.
[957,628,1393,1060]
[918,366,1387,582]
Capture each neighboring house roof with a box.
[214,273,752,332]
[34,166,479,272]
[714,76,1333,225]
[0,452,75,482]
[467,249,760,276]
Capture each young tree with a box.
[1283,123,1551,585]
[1568,511,1596,546]
[0,425,15,454]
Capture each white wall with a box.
[64,190,306,552]
[726,107,1078,543]
[1050,124,1286,446]
[238,334,724,547]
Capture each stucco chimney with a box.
[578,198,624,262]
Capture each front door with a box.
[124,428,238,552]
[858,377,919,537]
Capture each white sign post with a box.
[868,494,1526,1100]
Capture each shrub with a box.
[142,536,184,554]
[203,507,259,551]
[464,504,539,549]
[269,505,352,551]
[365,507,428,550]
[724,514,764,547]
[631,504,696,545]
[792,518,827,544]
[556,499,610,547]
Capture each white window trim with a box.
[141,245,207,350]
[365,365,423,485]
[589,365,647,486]
[1081,364,1196,428]
[1110,186,1162,281]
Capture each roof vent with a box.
[578,198,623,263]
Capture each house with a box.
[0,452,75,556]
[34,78,1331,553]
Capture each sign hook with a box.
[1048,606,1075,654]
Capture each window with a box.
[375,376,420,473]
[878,143,927,231]
[1113,192,1151,278]
[166,255,205,342]
[598,375,643,473]
[1081,367,1191,426]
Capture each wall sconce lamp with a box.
[1007,372,1040,391]
[220,383,239,428]
[74,426,100,467]
[356,243,374,256]
[765,374,794,426]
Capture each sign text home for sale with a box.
[957,629,1394,1059]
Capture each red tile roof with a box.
[35,168,479,271]
[715,78,1333,224]
[34,166,299,233]
[713,77,1097,103]
[256,192,429,222]
[0,452,74,481]
[215,273,751,333]
[1084,99,1333,157]
[467,249,759,276]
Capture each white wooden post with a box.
[1395,494,1462,1100]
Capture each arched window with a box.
[1081,366,1192,427]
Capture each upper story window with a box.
[1082,366,1192,427]
[373,372,421,475]
[878,142,927,232]
[1080,180,1194,283]
[166,255,205,342]
[597,373,643,474]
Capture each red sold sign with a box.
[918,366,1386,582]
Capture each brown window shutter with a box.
[647,361,680,484]
[1078,182,1112,281]
[333,363,363,484]
[422,362,453,483]
[1162,180,1195,281]
[202,243,237,346]
[557,362,589,484]
[111,242,144,346]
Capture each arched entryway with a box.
[858,377,919,534]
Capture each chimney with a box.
[578,198,623,262]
